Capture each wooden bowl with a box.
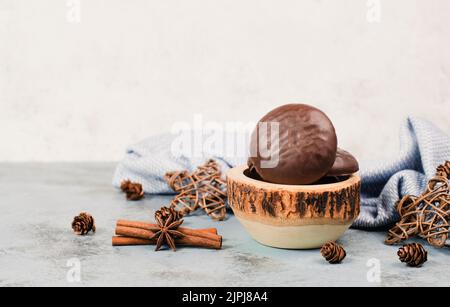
[227,165,361,249]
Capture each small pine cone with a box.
[120,180,144,201]
[72,212,96,235]
[398,243,428,267]
[321,242,346,264]
[436,161,450,178]
[155,206,184,223]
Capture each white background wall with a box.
[1,0,449,162]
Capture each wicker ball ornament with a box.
[164,159,227,221]
[386,161,450,248]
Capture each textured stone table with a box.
[1,163,449,287]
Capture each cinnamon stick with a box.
[116,220,219,241]
[113,226,222,249]
[116,226,154,239]
[176,234,222,249]
[113,236,155,246]
[117,219,217,233]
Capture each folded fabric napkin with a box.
[113,117,450,229]
[356,117,450,228]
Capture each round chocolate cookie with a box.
[249,104,337,185]
[326,148,359,177]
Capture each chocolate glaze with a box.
[326,148,359,177]
[249,104,337,185]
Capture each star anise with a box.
[150,214,184,251]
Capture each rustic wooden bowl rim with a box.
[227,165,360,192]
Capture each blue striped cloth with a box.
[356,117,450,228]
[113,117,450,228]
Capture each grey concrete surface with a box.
[0,163,449,287]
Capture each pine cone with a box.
[155,206,184,223]
[436,161,450,178]
[398,243,428,267]
[120,180,144,201]
[72,212,96,235]
[321,242,346,264]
